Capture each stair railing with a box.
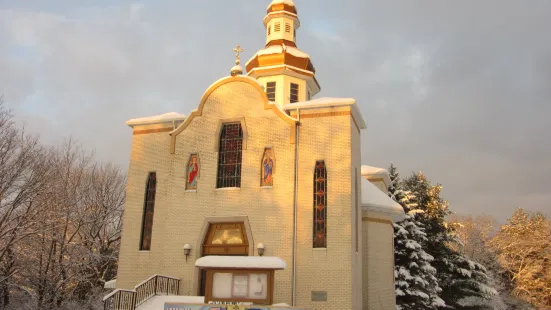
[103,275,180,310]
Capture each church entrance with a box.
[199,222,249,296]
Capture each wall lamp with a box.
[257,243,265,256]
[184,244,191,262]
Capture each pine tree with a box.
[390,164,445,309]
[403,172,496,309]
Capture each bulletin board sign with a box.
[204,269,275,305]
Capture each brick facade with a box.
[116,76,396,309]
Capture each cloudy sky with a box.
[1,0,549,222]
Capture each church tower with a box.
[245,0,320,108]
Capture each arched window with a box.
[202,223,249,255]
[217,123,243,188]
[313,161,327,248]
[140,172,157,251]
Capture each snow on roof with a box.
[195,256,286,270]
[361,165,391,185]
[361,178,405,222]
[256,45,309,58]
[361,165,389,176]
[126,112,186,127]
[283,97,355,110]
[268,0,295,9]
[282,97,367,129]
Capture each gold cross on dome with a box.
[233,45,244,62]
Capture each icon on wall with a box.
[187,154,200,190]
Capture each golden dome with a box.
[266,0,297,15]
[245,44,316,74]
[246,0,321,93]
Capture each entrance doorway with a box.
[199,222,249,296]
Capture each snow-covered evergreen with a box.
[389,164,444,309]
[402,172,497,309]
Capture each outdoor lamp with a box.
[184,244,191,262]
[257,243,265,256]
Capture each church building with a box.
[111,0,405,309]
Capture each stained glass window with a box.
[202,223,249,256]
[313,161,327,248]
[217,123,243,188]
[290,83,299,103]
[140,172,157,251]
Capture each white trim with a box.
[215,187,241,191]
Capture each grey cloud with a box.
[0,0,549,222]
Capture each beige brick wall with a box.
[294,106,355,310]
[116,77,359,309]
[351,116,363,310]
[362,211,396,310]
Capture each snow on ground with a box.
[139,296,205,310]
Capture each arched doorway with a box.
[199,222,249,296]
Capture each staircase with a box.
[103,275,180,310]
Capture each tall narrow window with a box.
[285,22,291,33]
[267,24,271,35]
[274,22,281,32]
[140,172,157,251]
[217,123,243,188]
[266,82,276,102]
[290,83,299,103]
[307,90,311,101]
[313,161,327,248]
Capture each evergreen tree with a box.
[390,164,445,309]
[402,172,496,309]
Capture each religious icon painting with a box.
[261,148,275,187]
[186,154,200,190]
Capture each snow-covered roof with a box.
[361,178,405,222]
[126,112,186,127]
[282,97,367,129]
[256,45,309,58]
[268,0,295,9]
[361,165,391,185]
[195,256,286,270]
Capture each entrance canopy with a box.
[195,256,286,270]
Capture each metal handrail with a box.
[103,275,180,310]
